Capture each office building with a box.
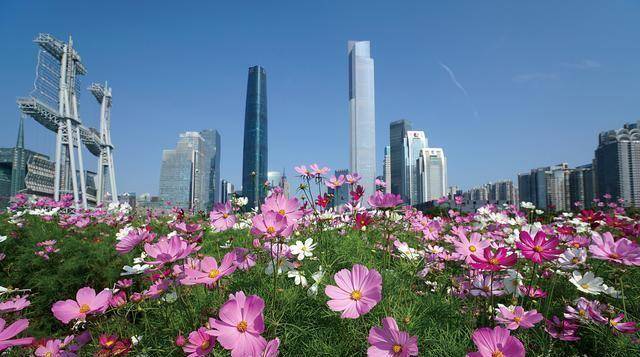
[242,66,268,210]
[199,129,221,209]
[416,148,447,203]
[348,41,376,200]
[518,163,571,211]
[389,120,412,201]
[405,131,428,205]
[383,146,391,193]
[221,180,235,204]
[594,121,640,206]
[569,164,596,209]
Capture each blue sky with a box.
[1,1,639,195]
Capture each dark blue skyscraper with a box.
[242,66,268,209]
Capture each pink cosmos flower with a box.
[516,231,563,264]
[496,306,543,330]
[144,235,197,266]
[453,232,490,264]
[183,327,215,357]
[470,274,504,297]
[325,175,346,189]
[374,178,387,188]
[116,228,155,254]
[325,264,382,319]
[0,295,30,313]
[294,165,312,177]
[367,317,418,356]
[208,291,267,357]
[51,287,112,324]
[605,313,639,334]
[233,247,257,271]
[346,173,362,185]
[250,211,293,239]
[109,291,127,308]
[467,326,525,357]
[470,247,517,271]
[545,316,580,341]
[175,222,202,234]
[181,252,237,286]
[309,163,330,176]
[367,191,403,209]
[210,202,236,232]
[261,338,280,357]
[589,232,640,266]
[261,193,302,223]
[34,337,75,357]
[0,318,33,352]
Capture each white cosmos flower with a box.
[116,226,134,241]
[121,264,152,276]
[569,271,605,295]
[503,269,524,296]
[603,284,621,298]
[133,252,148,264]
[557,248,587,269]
[289,238,316,261]
[308,266,325,296]
[0,235,7,243]
[520,202,535,210]
[287,270,308,287]
[395,242,420,260]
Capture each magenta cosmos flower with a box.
[453,232,490,264]
[115,228,155,254]
[0,318,33,352]
[515,231,563,264]
[210,202,236,232]
[261,193,303,223]
[470,247,517,271]
[250,211,293,239]
[367,191,403,209]
[467,326,525,357]
[325,264,382,319]
[589,232,640,266]
[144,235,197,266]
[496,306,543,330]
[208,291,267,357]
[183,327,215,357]
[51,287,112,324]
[367,317,418,356]
[181,252,237,286]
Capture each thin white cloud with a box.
[439,62,479,118]
[562,59,601,70]
[512,72,558,83]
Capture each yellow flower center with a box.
[489,258,500,265]
[350,290,362,301]
[209,269,220,279]
[105,340,115,347]
[201,339,210,349]
[492,351,505,357]
[392,344,402,353]
[236,320,248,332]
[278,209,286,215]
[222,213,229,219]
[609,253,620,259]
[45,353,53,357]
[513,316,521,323]
[533,245,543,252]
[79,304,91,313]
[571,257,580,264]
[579,309,586,316]
[610,320,619,327]
[267,226,276,234]
[581,283,590,289]
[469,245,476,252]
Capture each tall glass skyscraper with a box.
[416,148,447,203]
[199,129,221,210]
[242,66,268,210]
[389,119,412,201]
[405,131,428,205]
[348,41,376,200]
[159,132,207,210]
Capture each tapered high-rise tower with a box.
[348,41,376,200]
[242,66,268,210]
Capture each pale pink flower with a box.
[183,327,215,356]
[0,318,33,351]
[144,236,197,266]
[325,264,382,319]
[367,317,418,356]
[210,202,236,232]
[467,326,525,357]
[453,232,490,264]
[496,306,543,330]
[589,232,640,266]
[181,252,237,286]
[51,287,112,324]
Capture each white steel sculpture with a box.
[89,82,118,204]
[17,33,118,208]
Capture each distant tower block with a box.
[89,82,118,204]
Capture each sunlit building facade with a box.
[242,66,268,209]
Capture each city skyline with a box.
[1,1,639,195]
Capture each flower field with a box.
[1,167,640,356]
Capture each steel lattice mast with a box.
[17,33,118,208]
[89,82,118,204]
